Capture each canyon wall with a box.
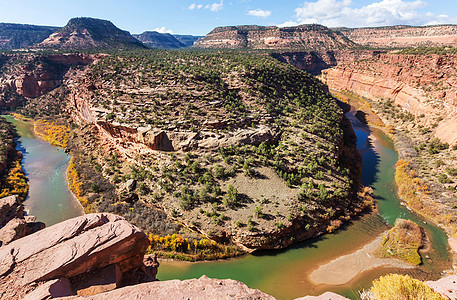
[321,53,457,145]
[338,25,457,48]
[271,50,379,75]
[195,24,356,51]
[0,54,96,103]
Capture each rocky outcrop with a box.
[68,275,275,300]
[0,195,44,246]
[195,24,356,51]
[0,213,149,299]
[270,50,378,75]
[36,17,147,50]
[80,117,281,154]
[321,53,457,145]
[426,275,457,299]
[0,53,95,102]
[338,25,457,48]
[295,292,349,300]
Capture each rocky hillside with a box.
[321,49,457,235]
[322,51,457,145]
[270,49,378,75]
[0,23,58,50]
[337,25,457,48]
[173,34,202,47]
[195,24,357,51]
[36,17,147,51]
[0,53,97,111]
[133,31,185,49]
[0,50,366,256]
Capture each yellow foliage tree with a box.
[370,274,444,300]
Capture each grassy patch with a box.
[381,219,422,265]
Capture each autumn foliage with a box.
[34,120,69,148]
[0,160,29,201]
[370,274,444,300]
[395,159,457,236]
[67,158,93,213]
[147,233,243,261]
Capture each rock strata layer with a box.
[64,275,275,300]
[0,195,44,246]
[321,53,457,145]
[195,24,355,51]
[0,213,149,299]
[338,25,457,48]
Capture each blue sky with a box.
[0,0,456,35]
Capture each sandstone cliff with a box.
[338,25,457,48]
[0,195,44,246]
[36,17,147,51]
[321,53,457,145]
[195,24,356,51]
[0,53,96,104]
[270,49,378,75]
[0,213,150,299]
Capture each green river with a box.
[3,109,451,299]
[156,110,451,299]
[3,115,83,226]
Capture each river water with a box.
[157,110,451,299]
[3,109,451,299]
[3,115,83,226]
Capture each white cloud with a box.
[206,1,224,12]
[279,0,457,28]
[189,1,223,12]
[153,27,174,34]
[248,9,272,18]
[188,3,203,10]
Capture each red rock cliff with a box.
[321,53,457,144]
[339,25,457,48]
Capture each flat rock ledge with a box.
[63,275,275,300]
[0,213,149,299]
[0,195,45,246]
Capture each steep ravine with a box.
[321,53,457,145]
[321,56,457,242]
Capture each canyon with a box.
[321,52,457,241]
[1,15,457,299]
[338,25,457,48]
[321,52,457,145]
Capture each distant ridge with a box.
[173,34,203,47]
[0,23,59,50]
[36,17,148,50]
[194,24,357,50]
[335,24,457,48]
[133,31,185,49]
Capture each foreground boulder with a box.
[65,275,274,300]
[0,213,149,299]
[295,292,349,299]
[0,195,45,246]
[426,275,457,299]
